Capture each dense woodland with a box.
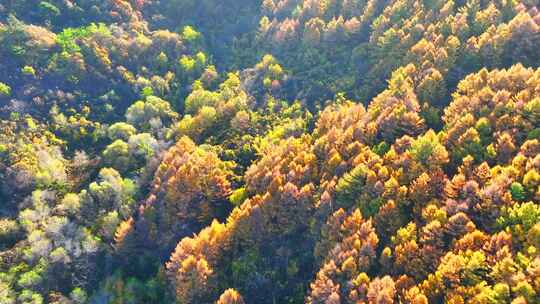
[0,0,539,303]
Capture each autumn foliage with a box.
[0,0,539,303]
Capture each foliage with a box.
[56,23,110,53]
[0,0,540,303]
[0,82,11,97]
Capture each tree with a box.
[127,133,159,164]
[102,140,130,171]
[308,209,379,303]
[0,82,11,97]
[216,289,245,304]
[408,130,449,169]
[79,168,136,223]
[125,96,178,131]
[139,136,233,252]
[107,122,137,141]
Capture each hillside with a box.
[0,0,539,303]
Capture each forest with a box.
[0,0,539,303]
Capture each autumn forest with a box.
[0,0,539,303]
